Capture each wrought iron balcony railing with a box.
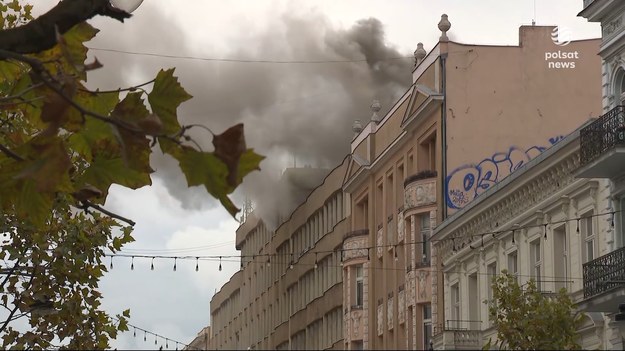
[583,245,625,298]
[580,105,625,167]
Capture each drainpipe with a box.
[440,52,448,220]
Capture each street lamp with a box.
[109,0,144,13]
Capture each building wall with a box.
[444,26,602,214]
[343,53,442,349]
[210,159,349,350]
[432,130,613,349]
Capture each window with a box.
[507,251,518,281]
[450,283,460,329]
[421,214,431,262]
[352,341,364,350]
[423,304,432,349]
[356,266,364,306]
[580,210,595,263]
[530,239,542,291]
[553,225,568,292]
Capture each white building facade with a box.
[431,128,617,349]
[576,0,625,349]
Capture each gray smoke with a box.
[83,5,413,220]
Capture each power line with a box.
[87,46,413,64]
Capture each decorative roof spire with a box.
[438,14,451,42]
[414,43,426,67]
[371,100,381,124]
[352,119,363,137]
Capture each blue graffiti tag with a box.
[445,137,563,210]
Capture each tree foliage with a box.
[485,270,582,350]
[0,0,263,348]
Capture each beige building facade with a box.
[209,160,348,350]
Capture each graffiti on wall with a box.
[445,136,565,210]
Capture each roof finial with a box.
[414,43,426,67]
[352,119,363,137]
[370,100,382,123]
[438,14,451,42]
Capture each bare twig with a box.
[0,144,25,161]
[82,201,136,227]
[0,82,44,102]
[80,78,156,94]
[0,266,35,335]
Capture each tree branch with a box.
[0,266,35,335]
[82,201,136,227]
[0,144,24,161]
[0,0,131,54]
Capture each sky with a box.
[28,0,603,349]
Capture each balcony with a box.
[580,246,625,312]
[577,105,625,179]
[404,170,437,211]
[432,320,482,350]
[343,229,369,263]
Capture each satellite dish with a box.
[110,0,144,13]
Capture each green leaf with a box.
[148,68,192,150]
[77,157,151,201]
[237,148,265,185]
[17,179,53,227]
[110,92,153,173]
[14,135,72,192]
[65,86,120,132]
[173,147,238,216]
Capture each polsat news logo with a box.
[551,26,572,46]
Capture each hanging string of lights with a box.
[103,249,584,283]
[111,317,198,351]
[104,209,621,267]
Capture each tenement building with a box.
[574,0,625,348]
[342,16,601,350]
[431,125,614,349]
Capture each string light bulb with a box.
[144,331,147,342]
[133,327,136,337]
[576,219,580,234]
[219,256,222,271]
[195,257,199,272]
[110,256,113,270]
[131,256,134,270]
[151,257,155,271]
[266,256,271,267]
[611,212,615,228]
[394,245,398,261]
[314,253,318,270]
[544,224,548,240]
[173,257,177,272]
[166,339,169,348]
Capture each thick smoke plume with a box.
[84,5,413,223]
